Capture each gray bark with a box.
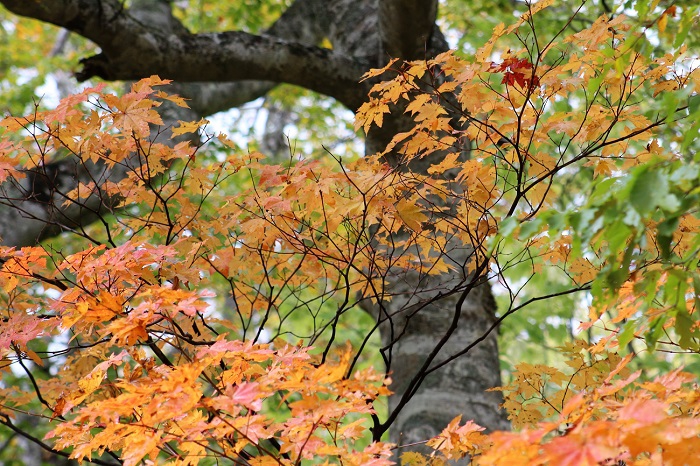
[0,0,509,463]
[373,245,510,459]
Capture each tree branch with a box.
[149,0,335,117]
[0,414,121,466]
[0,0,369,110]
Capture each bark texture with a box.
[0,0,509,462]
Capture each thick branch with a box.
[170,81,274,117]
[378,0,439,60]
[158,0,333,117]
[0,0,369,110]
[80,32,367,109]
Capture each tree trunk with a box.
[379,252,508,459]
[365,111,509,460]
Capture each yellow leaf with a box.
[155,90,190,108]
[132,75,172,91]
[658,13,668,33]
[405,94,432,116]
[652,80,678,97]
[401,451,429,465]
[354,99,390,133]
[171,118,209,137]
[396,199,428,232]
[360,58,399,82]
[61,301,89,329]
[26,349,43,367]
[2,274,18,293]
[78,368,105,394]
[437,81,459,93]
[97,290,124,315]
[591,158,615,178]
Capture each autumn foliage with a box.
[1,1,700,465]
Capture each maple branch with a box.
[79,32,367,109]
[0,156,118,248]
[156,0,332,100]
[378,0,439,60]
[0,0,369,110]
[146,337,174,367]
[14,348,53,414]
[0,414,121,466]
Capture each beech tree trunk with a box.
[0,0,509,461]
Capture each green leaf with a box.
[519,217,543,240]
[606,268,628,291]
[590,177,617,202]
[675,309,698,350]
[670,164,699,190]
[645,317,666,350]
[682,120,700,153]
[634,0,649,20]
[658,193,680,212]
[674,7,698,48]
[605,221,631,256]
[498,215,519,238]
[657,217,679,260]
[630,169,668,214]
[689,94,700,115]
[617,320,637,349]
[661,91,680,124]
[622,207,641,227]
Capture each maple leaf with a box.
[104,315,150,345]
[396,199,428,232]
[355,98,391,133]
[0,313,54,356]
[103,87,163,137]
[405,94,433,116]
[0,158,22,183]
[62,367,106,410]
[155,90,190,108]
[171,118,209,137]
[541,425,622,466]
[228,381,263,411]
[652,79,679,97]
[360,58,399,82]
[427,416,486,459]
[490,57,540,89]
[120,429,161,466]
[130,75,172,93]
[39,83,107,123]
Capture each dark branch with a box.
[0,414,121,466]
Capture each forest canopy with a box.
[0,0,699,465]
